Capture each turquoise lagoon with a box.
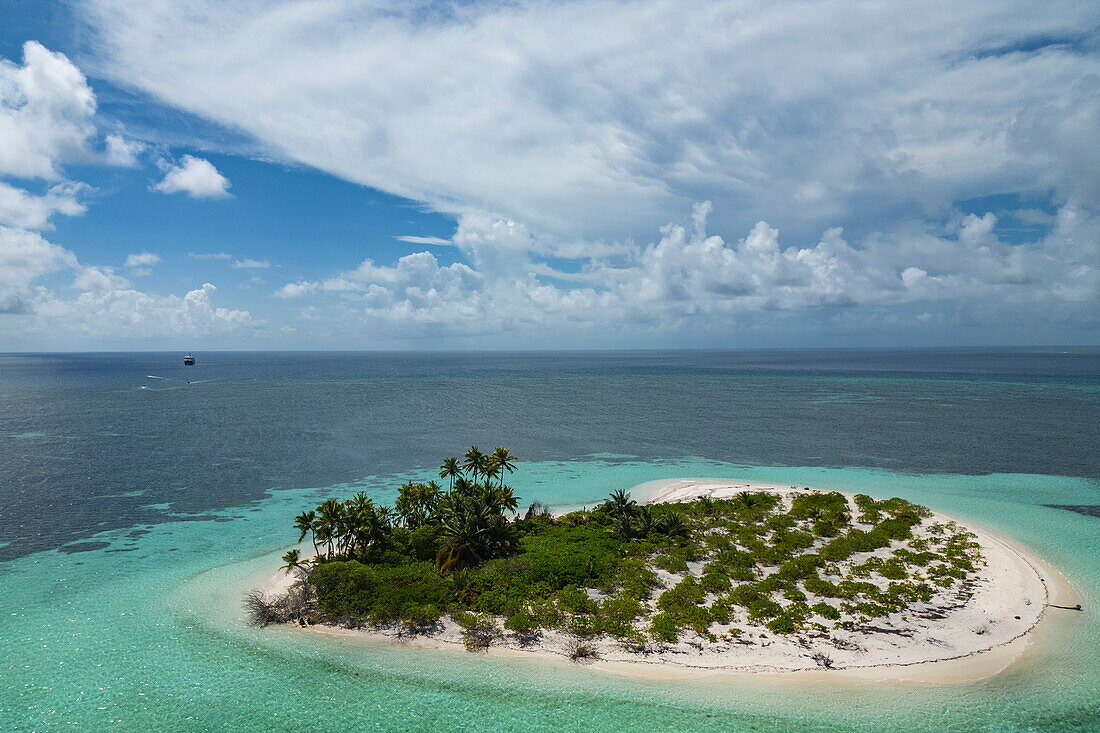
[3,458,1098,732]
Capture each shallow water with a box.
[2,351,1099,731]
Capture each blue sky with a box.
[1,1,1098,350]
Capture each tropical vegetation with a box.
[246,450,983,658]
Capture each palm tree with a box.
[463,446,486,482]
[316,498,344,558]
[294,510,318,555]
[613,513,635,539]
[435,490,515,572]
[280,548,305,576]
[490,447,517,487]
[492,486,520,514]
[348,502,390,554]
[453,476,474,497]
[436,501,490,572]
[482,456,501,487]
[396,481,441,528]
[655,512,689,538]
[607,489,637,518]
[439,457,462,489]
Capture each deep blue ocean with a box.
[2,349,1099,731]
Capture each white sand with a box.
[264,479,1077,683]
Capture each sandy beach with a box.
[262,479,1079,684]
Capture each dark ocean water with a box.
[1,348,1098,560]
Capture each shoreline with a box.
[260,478,1079,685]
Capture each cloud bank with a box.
[79,0,1100,240]
[269,202,1099,344]
[0,42,255,346]
[5,2,1100,348]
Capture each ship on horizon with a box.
[183,354,195,366]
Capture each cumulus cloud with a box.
[230,258,270,269]
[0,42,256,347]
[269,201,1098,343]
[274,281,315,299]
[124,251,160,276]
[0,11,1093,347]
[0,181,88,230]
[28,281,256,340]
[0,41,96,180]
[1,225,254,342]
[189,251,272,269]
[0,225,78,313]
[104,134,145,167]
[79,1,1100,242]
[125,252,160,268]
[153,155,232,198]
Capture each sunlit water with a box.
[2,351,1099,731]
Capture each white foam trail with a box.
[145,375,170,380]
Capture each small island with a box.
[247,448,1053,674]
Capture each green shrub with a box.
[766,614,797,634]
[701,572,732,593]
[649,613,680,643]
[876,517,916,541]
[709,600,734,624]
[517,526,620,588]
[567,614,599,638]
[728,582,766,607]
[747,598,783,621]
[504,610,541,638]
[303,481,963,655]
[853,494,882,524]
[783,587,807,602]
[404,525,442,561]
[311,560,450,626]
[802,576,838,597]
[554,585,598,615]
[598,596,646,637]
[652,552,690,573]
[877,560,908,580]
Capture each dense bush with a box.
[311,561,450,625]
[274,460,979,653]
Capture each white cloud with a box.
[394,235,452,246]
[0,225,78,313]
[189,251,234,260]
[79,1,1100,243]
[104,134,145,167]
[153,155,232,198]
[267,201,1098,343]
[125,252,160,268]
[0,224,255,340]
[230,258,270,269]
[73,265,131,293]
[274,281,315,298]
[29,281,256,339]
[0,41,96,180]
[0,181,88,230]
[0,43,256,347]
